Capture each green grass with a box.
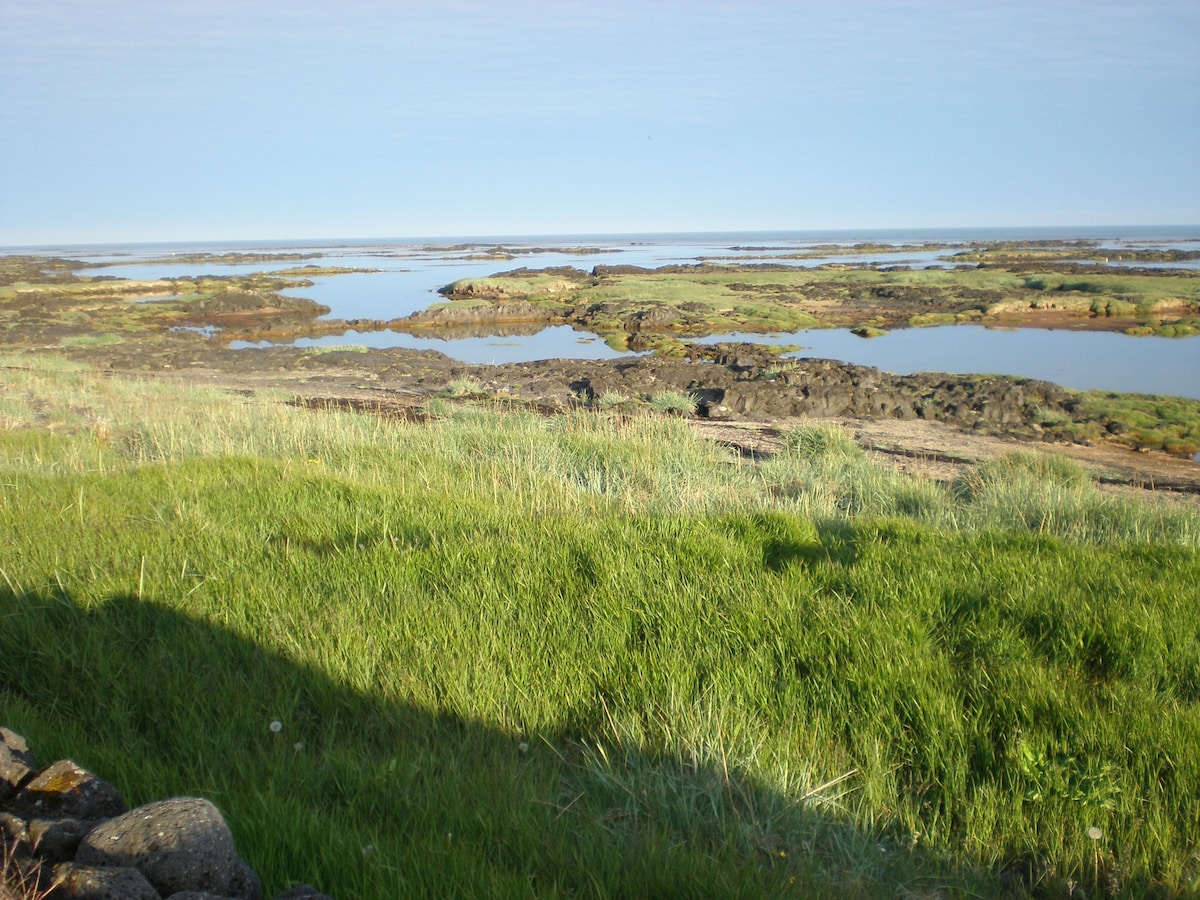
[1021,272,1200,305]
[2,357,1200,897]
[445,272,586,298]
[1077,391,1200,457]
[303,343,368,355]
[649,389,699,416]
[594,389,630,409]
[444,375,484,397]
[58,332,125,347]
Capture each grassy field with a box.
[2,357,1199,897]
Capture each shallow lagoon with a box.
[235,324,1200,400]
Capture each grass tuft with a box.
[649,389,699,416]
[444,375,483,397]
[595,389,630,409]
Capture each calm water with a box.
[697,326,1200,400]
[230,324,1200,399]
[237,325,637,365]
[6,228,1200,397]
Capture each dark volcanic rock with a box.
[11,760,126,821]
[0,809,31,854]
[485,350,1076,437]
[29,815,94,864]
[76,798,263,900]
[0,726,36,801]
[629,305,680,330]
[52,861,161,900]
[404,301,555,327]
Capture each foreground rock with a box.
[0,728,331,900]
[76,799,263,899]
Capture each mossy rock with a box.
[1091,298,1137,316]
[908,313,957,327]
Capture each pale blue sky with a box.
[2,0,1197,244]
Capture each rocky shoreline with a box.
[1,728,330,900]
[70,331,1199,497]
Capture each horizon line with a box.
[4,223,1200,251]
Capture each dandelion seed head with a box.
[269,720,282,733]
[1088,825,1102,841]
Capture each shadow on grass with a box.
[0,587,1077,898]
[746,513,861,572]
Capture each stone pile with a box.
[1,727,331,900]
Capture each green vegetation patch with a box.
[0,256,346,351]
[953,244,1200,264]
[850,325,888,338]
[444,270,588,298]
[58,332,126,348]
[1125,316,1200,338]
[1023,271,1200,305]
[1078,391,1200,457]
[2,359,1200,897]
[441,261,1200,342]
[648,389,699,415]
[907,312,958,327]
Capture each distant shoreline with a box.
[5,225,1200,256]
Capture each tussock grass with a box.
[594,388,629,408]
[648,389,699,417]
[444,375,483,397]
[2,355,1200,897]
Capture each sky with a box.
[1,0,1198,245]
